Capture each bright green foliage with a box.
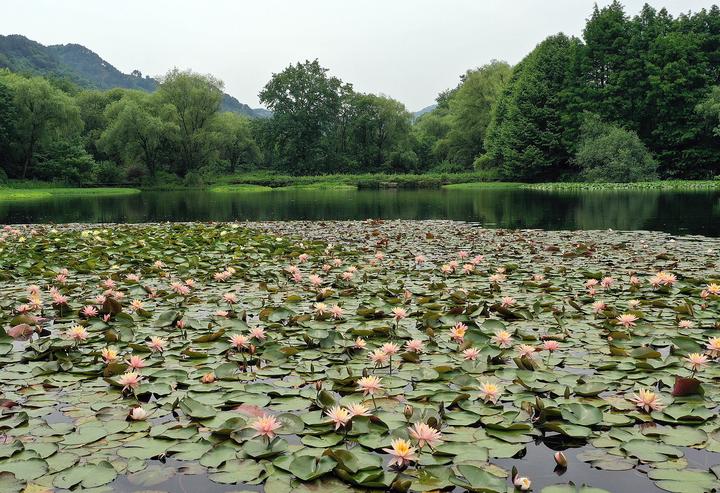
[259,60,415,174]
[98,91,175,177]
[1,71,82,179]
[481,35,582,181]
[575,113,658,183]
[158,69,224,176]
[210,112,261,173]
[696,86,720,138]
[414,61,511,168]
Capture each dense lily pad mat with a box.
[0,220,719,493]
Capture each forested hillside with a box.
[0,34,261,117]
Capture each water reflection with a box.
[1,188,719,236]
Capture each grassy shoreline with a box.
[0,187,140,201]
[2,175,719,199]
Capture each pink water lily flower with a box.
[381,342,400,355]
[67,325,89,341]
[369,349,389,365]
[543,340,560,352]
[500,296,516,308]
[229,333,249,349]
[391,307,407,321]
[127,355,145,370]
[250,414,282,439]
[630,389,664,412]
[491,330,513,348]
[325,406,351,430]
[517,344,536,358]
[250,327,266,340]
[706,337,720,358]
[685,353,708,372]
[82,305,99,318]
[346,402,372,417]
[357,375,382,396]
[147,336,167,352]
[326,305,343,319]
[616,313,638,328]
[450,322,467,343]
[101,347,118,363]
[479,381,501,404]
[405,339,425,353]
[463,347,481,361]
[408,422,442,448]
[118,372,142,391]
[354,337,367,350]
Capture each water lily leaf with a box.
[622,440,683,462]
[0,472,23,493]
[53,461,117,489]
[560,403,603,426]
[451,464,506,492]
[288,454,337,481]
[243,437,288,458]
[208,459,264,484]
[126,464,176,486]
[178,396,216,419]
[0,459,48,480]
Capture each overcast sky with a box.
[1,0,717,110]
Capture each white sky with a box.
[0,0,716,111]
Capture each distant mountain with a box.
[413,104,437,120]
[0,34,264,118]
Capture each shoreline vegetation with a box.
[2,174,720,201]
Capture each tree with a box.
[696,86,720,138]
[344,93,413,169]
[0,75,16,177]
[158,68,223,175]
[442,61,512,166]
[98,91,175,177]
[481,34,583,181]
[3,73,82,178]
[575,113,657,182]
[259,60,349,174]
[211,112,261,172]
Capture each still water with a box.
[1,188,719,235]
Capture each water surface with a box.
[1,188,719,235]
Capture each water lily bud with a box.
[249,344,257,354]
[201,372,215,384]
[315,380,323,391]
[513,476,532,491]
[129,406,147,421]
[362,368,369,378]
[554,451,567,467]
[403,405,413,420]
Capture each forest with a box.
[0,1,719,185]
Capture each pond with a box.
[1,188,720,235]
[1,220,720,493]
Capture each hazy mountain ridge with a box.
[0,34,264,117]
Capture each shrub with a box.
[575,113,658,183]
[92,161,125,184]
